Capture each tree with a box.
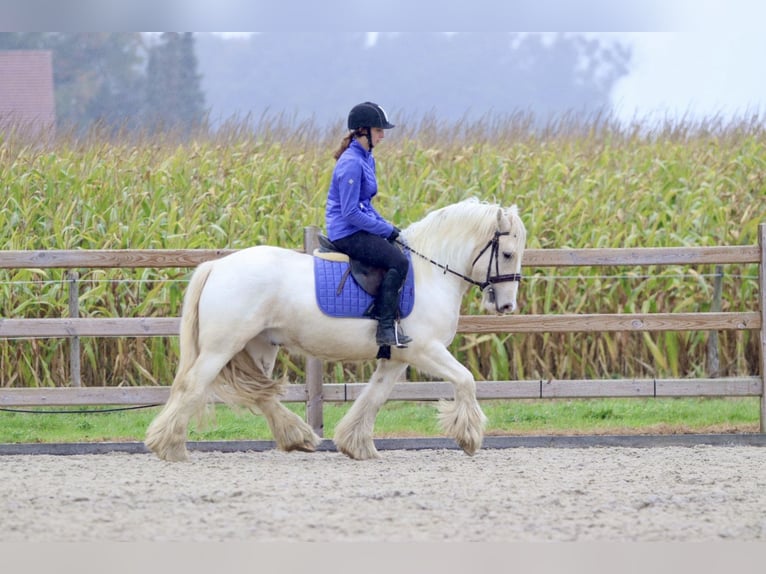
[0,32,147,133]
[144,32,206,134]
[1,32,208,135]
[55,33,146,133]
[0,33,49,49]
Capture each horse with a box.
[145,198,527,461]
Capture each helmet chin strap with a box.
[351,128,374,151]
[357,128,373,151]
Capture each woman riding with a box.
[325,101,411,348]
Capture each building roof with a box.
[0,50,56,138]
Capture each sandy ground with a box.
[2,445,766,542]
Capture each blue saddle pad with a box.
[314,253,415,319]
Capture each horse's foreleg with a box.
[333,360,407,460]
[145,351,230,462]
[408,343,487,456]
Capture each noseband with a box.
[397,230,522,301]
[470,230,523,303]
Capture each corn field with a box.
[1,113,765,388]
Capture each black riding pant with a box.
[332,231,409,280]
[332,231,409,322]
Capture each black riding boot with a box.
[375,269,412,347]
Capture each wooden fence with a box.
[1,224,765,434]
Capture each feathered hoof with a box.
[283,434,322,453]
[438,399,487,457]
[274,421,322,453]
[333,416,380,460]
[335,441,381,460]
[455,436,481,457]
[145,439,190,462]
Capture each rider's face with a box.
[370,127,385,147]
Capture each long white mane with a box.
[402,198,519,275]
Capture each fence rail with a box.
[0,245,759,269]
[1,223,765,434]
[0,311,760,339]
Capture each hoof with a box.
[335,439,380,460]
[456,438,481,456]
[146,442,189,462]
[284,439,320,453]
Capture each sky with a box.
[1,0,764,125]
[587,0,766,124]
[608,31,766,124]
[215,30,766,127]
[197,0,766,126]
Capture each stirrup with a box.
[376,322,411,348]
[395,322,412,348]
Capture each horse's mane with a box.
[402,198,520,274]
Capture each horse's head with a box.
[403,198,527,314]
[469,204,526,314]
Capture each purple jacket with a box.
[325,139,395,241]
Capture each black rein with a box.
[396,230,522,295]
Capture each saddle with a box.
[314,234,387,297]
[312,234,415,321]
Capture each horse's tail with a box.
[176,261,214,379]
[175,259,284,406]
[145,261,214,461]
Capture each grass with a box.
[0,397,759,444]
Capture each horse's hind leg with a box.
[257,395,322,452]
[333,359,407,460]
[218,337,322,453]
[145,351,230,462]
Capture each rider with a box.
[325,101,412,348]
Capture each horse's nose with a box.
[497,301,516,314]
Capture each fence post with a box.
[303,226,324,436]
[66,271,81,387]
[759,223,766,433]
[706,264,723,377]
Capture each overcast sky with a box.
[608,30,766,124]
[583,1,766,123]
[2,0,764,125]
[215,30,766,126]
[209,0,766,125]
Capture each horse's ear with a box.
[503,205,520,230]
[496,207,510,232]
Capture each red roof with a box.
[0,50,56,138]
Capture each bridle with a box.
[396,229,522,303]
[471,230,523,303]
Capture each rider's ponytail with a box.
[333,133,353,160]
[333,128,367,161]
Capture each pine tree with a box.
[179,33,206,128]
[144,32,206,135]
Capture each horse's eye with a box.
[503,252,514,261]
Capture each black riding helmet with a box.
[347,101,395,130]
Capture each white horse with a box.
[145,198,527,461]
